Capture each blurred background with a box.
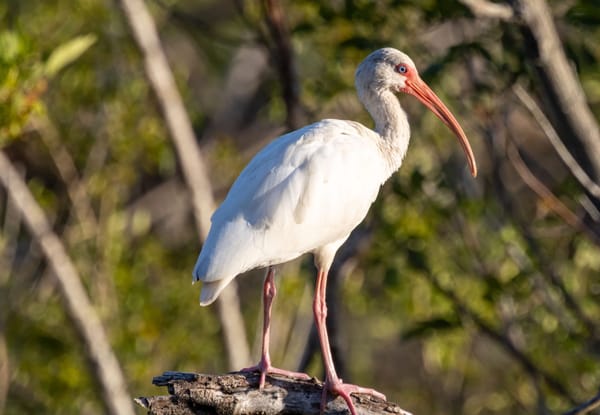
[1,0,600,414]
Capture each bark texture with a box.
[136,372,413,415]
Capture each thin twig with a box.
[505,138,600,244]
[0,151,135,415]
[512,84,600,200]
[506,142,580,227]
[563,391,600,415]
[32,116,99,241]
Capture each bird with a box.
[193,47,477,415]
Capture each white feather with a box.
[193,119,389,304]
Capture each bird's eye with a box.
[395,64,408,74]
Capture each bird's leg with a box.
[314,268,386,415]
[241,266,310,388]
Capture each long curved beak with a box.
[405,76,477,177]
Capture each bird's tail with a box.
[198,278,233,306]
[193,252,238,305]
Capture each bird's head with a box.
[356,48,477,177]
[355,48,417,93]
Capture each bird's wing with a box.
[216,119,384,227]
[196,119,387,281]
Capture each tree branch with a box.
[511,0,600,183]
[563,391,600,415]
[458,0,514,21]
[116,0,251,370]
[262,0,301,130]
[0,152,135,415]
[136,371,413,415]
[512,84,600,200]
[32,116,99,240]
[505,141,583,233]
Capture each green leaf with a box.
[45,34,97,77]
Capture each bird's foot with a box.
[322,378,386,415]
[240,361,311,389]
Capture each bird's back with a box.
[193,119,389,304]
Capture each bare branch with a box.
[116,0,251,369]
[32,116,99,240]
[136,371,413,415]
[0,151,135,415]
[458,0,514,21]
[506,142,581,230]
[512,84,600,200]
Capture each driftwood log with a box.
[135,371,413,415]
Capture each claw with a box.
[321,378,386,415]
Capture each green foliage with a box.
[0,30,45,143]
[0,29,96,146]
[45,34,97,77]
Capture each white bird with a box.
[193,47,477,415]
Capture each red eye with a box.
[395,64,409,74]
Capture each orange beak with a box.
[405,76,477,177]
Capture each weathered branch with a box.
[136,371,412,415]
[0,152,135,415]
[116,0,251,369]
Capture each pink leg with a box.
[314,268,386,415]
[241,266,310,388]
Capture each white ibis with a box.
[193,48,477,415]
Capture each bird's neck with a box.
[361,88,411,174]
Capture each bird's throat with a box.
[366,89,411,174]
